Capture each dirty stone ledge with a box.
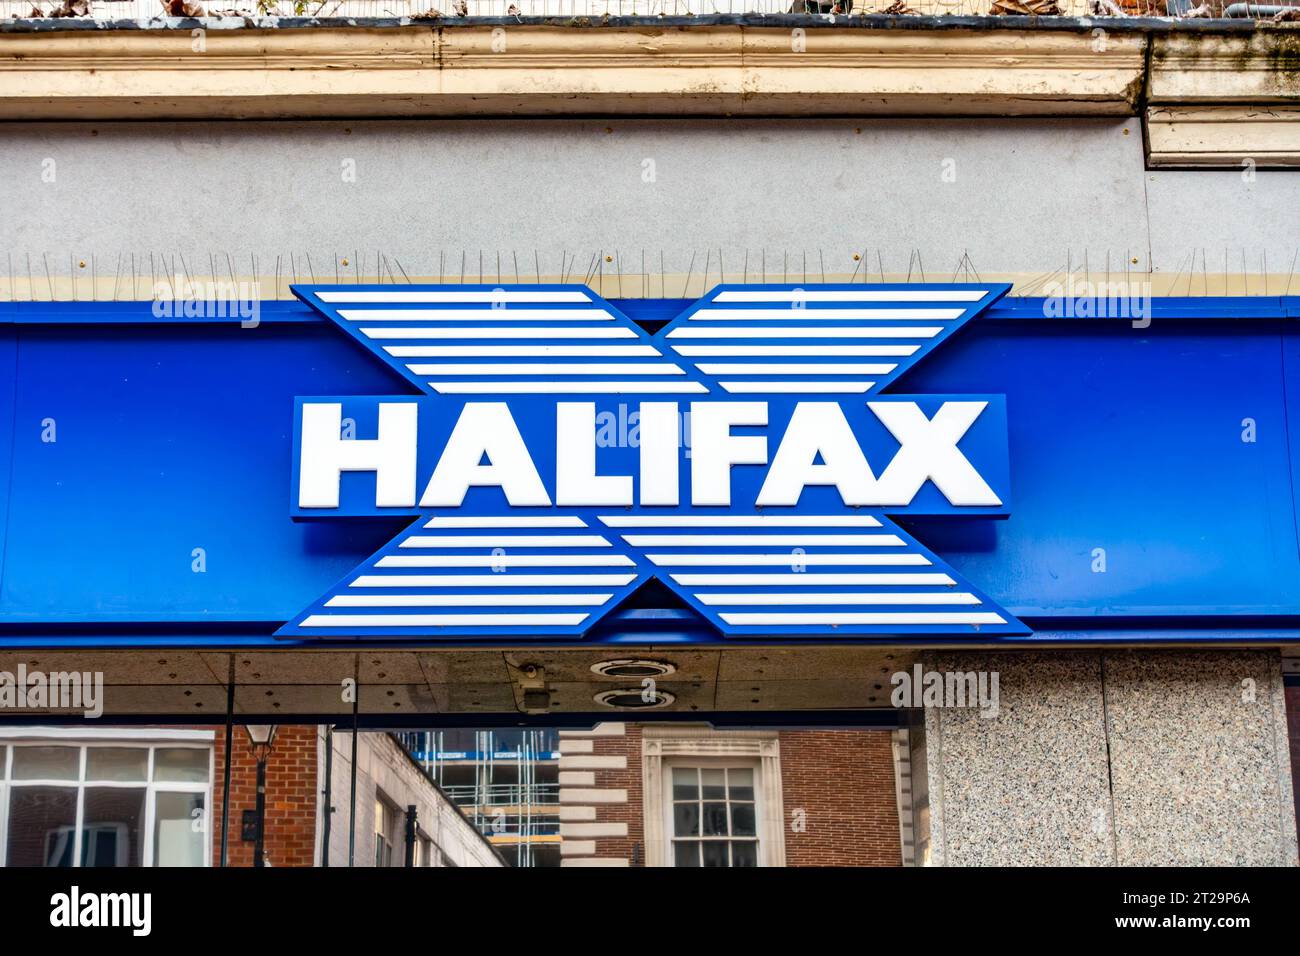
[0,13,1295,32]
[0,14,1295,168]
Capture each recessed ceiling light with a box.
[593,688,676,710]
[590,658,677,679]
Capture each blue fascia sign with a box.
[278,283,1028,640]
[4,286,1298,649]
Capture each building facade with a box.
[0,725,502,867]
[0,11,1297,869]
[555,723,907,867]
[325,728,504,867]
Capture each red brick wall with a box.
[779,730,901,867]
[209,725,318,867]
[585,726,900,867]
[1287,685,1300,835]
[591,725,645,864]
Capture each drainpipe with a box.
[321,725,334,867]
[219,654,234,868]
[405,805,418,867]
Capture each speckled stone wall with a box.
[923,651,1115,866]
[1103,651,1297,866]
[1288,683,1300,830]
[922,650,1298,867]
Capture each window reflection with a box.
[7,786,78,866]
[0,741,211,868]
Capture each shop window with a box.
[0,732,212,867]
[11,745,79,781]
[83,788,145,867]
[86,747,148,782]
[8,787,78,866]
[153,748,209,783]
[151,792,206,867]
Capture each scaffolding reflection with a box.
[398,730,561,867]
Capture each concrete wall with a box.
[1,118,1297,294]
[325,729,501,867]
[923,650,1299,867]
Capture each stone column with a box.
[921,650,1298,866]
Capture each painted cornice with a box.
[0,18,1296,166]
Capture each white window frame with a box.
[0,730,214,868]
[641,726,785,868]
[374,795,396,868]
[663,760,763,868]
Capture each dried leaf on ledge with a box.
[161,0,207,14]
[989,0,1063,12]
[49,0,90,15]
[875,0,919,12]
